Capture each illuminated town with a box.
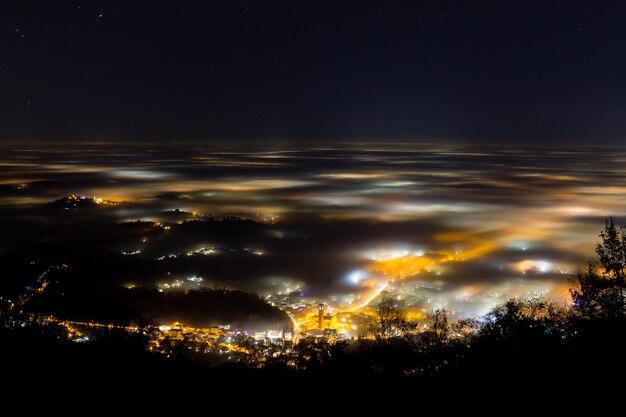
[2,0,626,395]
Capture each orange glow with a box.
[369,255,436,279]
[347,282,390,312]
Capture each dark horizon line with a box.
[1,136,625,148]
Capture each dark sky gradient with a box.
[2,0,626,143]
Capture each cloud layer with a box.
[1,143,624,317]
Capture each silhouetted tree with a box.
[479,296,571,352]
[451,318,480,340]
[372,295,406,339]
[422,309,449,346]
[571,218,626,320]
[295,338,331,370]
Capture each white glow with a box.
[365,247,412,261]
[536,260,551,273]
[346,270,367,285]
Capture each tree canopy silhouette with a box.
[571,218,626,320]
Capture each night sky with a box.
[2,0,626,143]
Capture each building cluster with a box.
[296,304,364,340]
[145,322,293,362]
